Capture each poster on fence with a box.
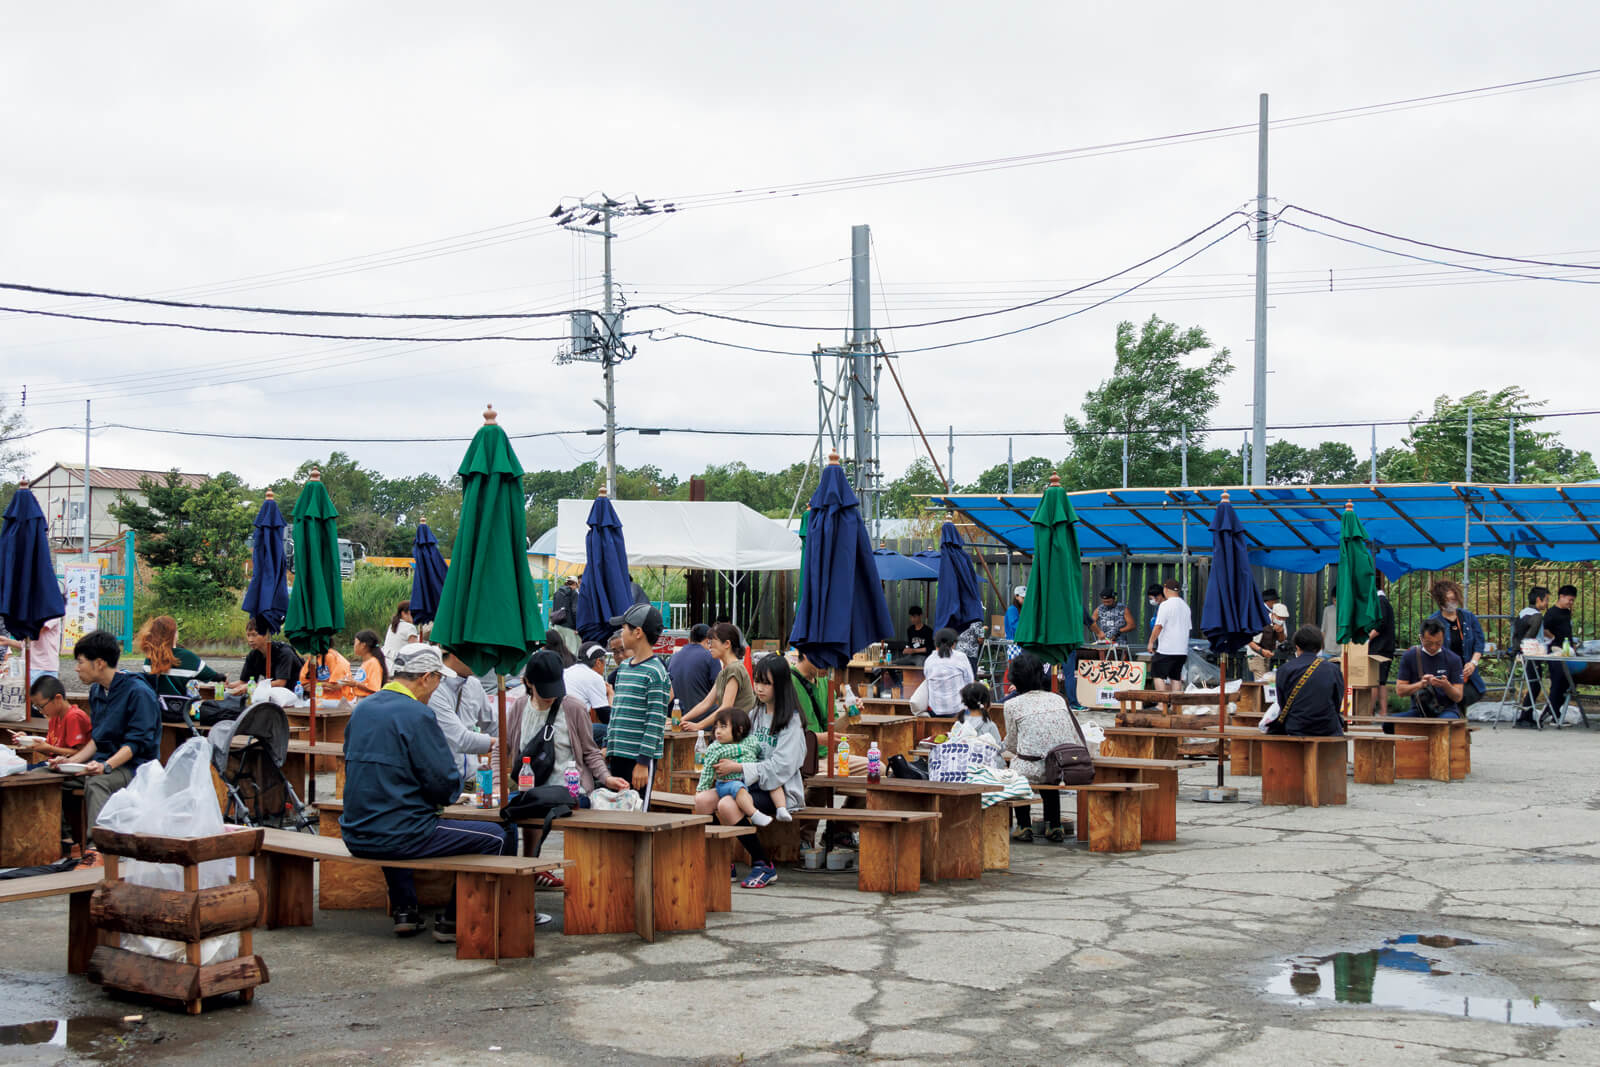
[61,563,101,647]
[1075,658,1147,709]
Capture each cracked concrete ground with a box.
[3,714,1598,1064]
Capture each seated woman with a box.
[137,615,226,698]
[680,622,755,731]
[919,627,975,717]
[709,654,806,889]
[1267,626,1346,736]
[345,630,390,698]
[1001,650,1083,843]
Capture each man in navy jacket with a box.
[340,644,503,941]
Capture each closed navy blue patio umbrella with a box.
[575,490,634,644]
[1199,491,1271,788]
[240,490,289,635]
[871,547,938,582]
[408,519,448,627]
[932,522,984,634]
[0,486,67,679]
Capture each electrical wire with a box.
[1275,221,1600,285]
[0,304,576,343]
[1281,206,1600,270]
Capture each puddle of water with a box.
[1267,936,1590,1027]
[0,1015,145,1054]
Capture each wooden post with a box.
[498,675,509,808]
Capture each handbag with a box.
[1269,657,1323,732]
[887,753,927,780]
[499,785,574,856]
[1018,705,1094,786]
[516,698,562,785]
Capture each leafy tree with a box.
[1061,317,1232,490]
[267,451,379,518]
[1266,440,1363,485]
[881,457,946,518]
[1378,387,1597,484]
[374,473,448,520]
[962,456,1061,494]
[523,461,602,541]
[109,472,253,607]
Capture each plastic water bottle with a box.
[517,756,533,793]
[1562,638,1574,657]
[563,760,581,800]
[293,682,304,704]
[476,756,493,808]
[186,679,199,700]
[836,736,851,777]
[693,730,707,769]
[866,741,882,784]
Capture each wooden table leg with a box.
[260,852,315,928]
[932,795,983,880]
[1150,736,1178,761]
[704,836,735,913]
[980,804,1010,871]
[456,871,538,960]
[1258,742,1304,806]
[866,790,939,883]
[0,780,63,867]
[1453,722,1470,779]
[1085,791,1142,852]
[1392,724,1430,779]
[1426,725,1450,782]
[67,887,95,974]
[562,828,636,936]
[1304,742,1347,807]
[651,826,705,935]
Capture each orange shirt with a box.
[347,656,386,696]
[47,706,92,752]
[299,649,352,689]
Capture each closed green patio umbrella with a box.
[284,470,345,743]
[1016,473,1085,668]
[1336,502,1382,720]
[431,406,546,805]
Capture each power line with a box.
[0,304,575,344]
[1277,221,1600,285]
[1281,205,1600,270]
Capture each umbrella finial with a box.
[1048,472,1061,488]
[483,404,498,425]
[1220,489,1230,502]
[1344,500,1354,511]
[265,489,275,500]
[597,485,609,497]
[827,450,840,465]
[309,469,322,482]
[418,514,427,525]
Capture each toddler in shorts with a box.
[694,708,785,825]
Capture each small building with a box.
[26,463,209,549]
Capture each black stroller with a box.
[207,701,315,832]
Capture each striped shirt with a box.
[607,654,671,760]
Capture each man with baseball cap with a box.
[340,644,505,941]
[604,602,670,808]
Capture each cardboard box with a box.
[1340,642,1388,687]
[991,615,1005,639]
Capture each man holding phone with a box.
[1394,619,1465,719]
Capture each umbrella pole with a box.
[826,671,836,779]
[498,674,509,808]
[1216,652,1227,788]
[309,651,320,743]
[1342,648,1351,726]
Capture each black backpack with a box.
[515,700,562,785]
[499,785,575,856]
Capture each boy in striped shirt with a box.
[605,603,671,809]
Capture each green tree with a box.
[1061,317,1232,490]
[266,451,379,517]
[962,456,1061,494]
[881,457,945,518]
[374,473,448,520]
[1266,440,1363,485]
[523,462,602,541]
[1379,387,1597,484]
[109,472,253,607]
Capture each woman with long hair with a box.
[681,621,755,730]
[708,653,806,889]
[137,615,226,699]
[347,629,390,696]
[1427,578,1486,710]
[383,601,419,659]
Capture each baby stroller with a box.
[208,701,315,831]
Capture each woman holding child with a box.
[708,654,806,889]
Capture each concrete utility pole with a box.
[947,426,954,487]
[83,399,91,558]
[1251,92,1270,486]
[553,194,675,496]
[815,224,882,534]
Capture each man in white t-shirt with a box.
[1145,578,1192,693]
[564,642,612,744]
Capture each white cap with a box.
[1013,586,1027,599]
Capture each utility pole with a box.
[552,194,674,496]
[1465,407,1474,482]
[1006,438,1014,493]
[815,224,882,534]
[1509,418,1516,483]
[947,426,954,487]
[83,399,91,559]
[1251,92,1270,486]
[1370,424,1377,484]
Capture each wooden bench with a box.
[256,827,569,960]
[1032,782,1159,852]
[1,768,66,867]
[650,791,939,894]
[1090,756,1185,842]
[810,776,995,883]
[0,865,103,973]
[1253,735,1348,806]
[1230,727,1422,786]
[1349,716,1472,781]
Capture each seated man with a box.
[49,629,161,866]
[339,645,503,942]
[1394,619,1464,720]
[228,615,304,696]
[1247,604,1290,679]
[1266,626,1345,736]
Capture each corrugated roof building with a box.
[26,463,210,547]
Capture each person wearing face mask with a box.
[1426,579,1486,711]
[1004,586,1026,641]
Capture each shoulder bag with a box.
[1018,704,1095,786]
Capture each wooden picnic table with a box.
[1347,716,1471,781]
[1088,756,1185,842]
[0,768,65,866]
[808,775,996,883]
[286,704,353,772]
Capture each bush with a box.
[343,564,413,639]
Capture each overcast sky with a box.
[5,2,1599,498]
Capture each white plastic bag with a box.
[0,743,24,777]
[1080,719,1106,748]
[96,737,239,963]
[590,787,643,811]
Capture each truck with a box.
[285,535,367,580]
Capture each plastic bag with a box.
[0,744,24,777]
[589,787,643,811]
[1080,719,1106,748]
[96,737,240,963]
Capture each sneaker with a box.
[535,912,553,927]
[431,915,456,943]
[1044,826,1068,843]
[750,810,773,827]
[741,863,777,889]
[78,849,103,870]
[1010,826,1034,843]
[535,869,564,889]
[775,807,793,822]
[392,908,424,937]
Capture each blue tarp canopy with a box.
[929,482,1600,576]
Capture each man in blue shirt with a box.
[667,623,720,716]
[1394,619,1464,719]
[340,644,504,941]
[51,629,161,865]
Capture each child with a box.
[695,708,786,826]
[955,682,1004,751]
[10,675,92,766]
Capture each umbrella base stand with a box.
[1196,786,1239,803]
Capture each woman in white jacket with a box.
[710,654,806,889]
